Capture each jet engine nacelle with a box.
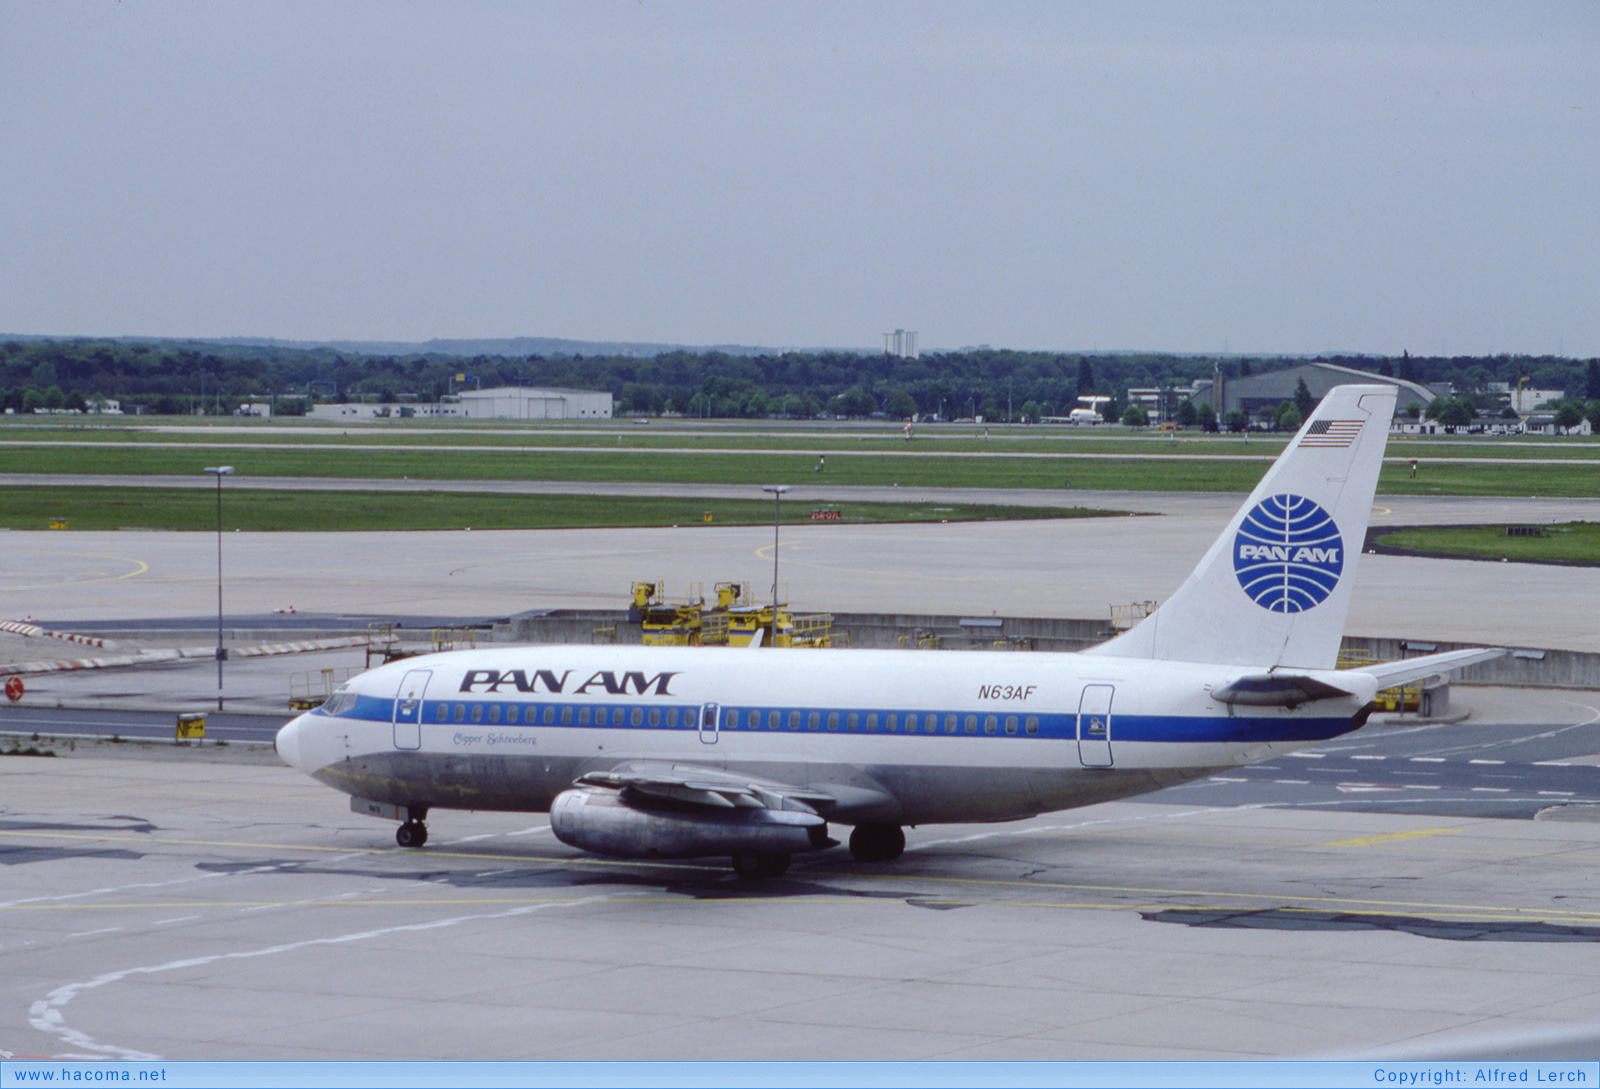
[550,788,826,859]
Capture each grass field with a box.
[3,419,1598,497]
[1373,522,1600,565]
[6,419,1599,458]
[3,442,1598,496]
[0,486,1119,533]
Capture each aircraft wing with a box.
[1343,647,1507,690]
[575,762,836,813]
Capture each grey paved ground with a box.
[6,754,1600,1061]
[1,490,1595,652]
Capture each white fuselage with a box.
[275,644,1375,827]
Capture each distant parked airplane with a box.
[1043,395,1112,425]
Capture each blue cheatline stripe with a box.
[316,697,1355,745]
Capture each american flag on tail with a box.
[1300,419,1364,448]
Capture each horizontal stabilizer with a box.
[1345,647,1506,690]
[1211,674,1357,707]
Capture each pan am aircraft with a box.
[275,385,1502,878]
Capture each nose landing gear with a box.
[394,806,430,848]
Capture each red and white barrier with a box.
[0,621,118,649]
[0,634,384,677]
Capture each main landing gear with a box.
[396,818,428,848]
[848,823,905,863]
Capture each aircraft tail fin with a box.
[1084,384,1397,669]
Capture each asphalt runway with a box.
[3,489,1600,1060]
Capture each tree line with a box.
[1,337,1596,424]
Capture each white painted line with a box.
[1538,791,1576,797]
[1274,780,1311,785]
[66,928,124,939]
[30,894,624,1061]
[1211,777,1247,782]
[1469,759,1506,765]
[1534,761,1572,767]
[1286,752,1325,759]
[1471,787,1511,793]
[1350,755,1385,761]
[1410,757,1446,763]
[1403,785,1442,791]
[151,916,201,926]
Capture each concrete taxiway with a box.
[6,742,1600,1061]
[3,489,1600,1060]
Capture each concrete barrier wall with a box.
[495,611,1112,653]
[497,612,1600,689]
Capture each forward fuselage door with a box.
[699,702,720,744]
[1076,684,1114,767]
[393,669,432,751]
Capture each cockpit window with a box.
[321,692,358,716]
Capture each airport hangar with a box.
[4,490,1600,1062]
[307,384,613,421]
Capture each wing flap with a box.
[575,761,835,814]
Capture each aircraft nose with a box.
[275,714,306,770]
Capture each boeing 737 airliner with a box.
[275,385,1502,877]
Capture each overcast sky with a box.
[3,2,1596,356]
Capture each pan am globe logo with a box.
[1233,494,1343,613]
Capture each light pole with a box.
[203,466,234,709]
[761,485,790,644]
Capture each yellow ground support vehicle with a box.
[631,581,841,647]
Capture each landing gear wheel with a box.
[849,823,905,863]
[731,851,791,880]
[396,820,428,848]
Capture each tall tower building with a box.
[882,329,919,359]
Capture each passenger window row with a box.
[433,702,691,728]
[415,702,1041,736]
[721,708,1039,736]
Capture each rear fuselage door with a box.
[393,669,432,751]
[1077,684,1114,767]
